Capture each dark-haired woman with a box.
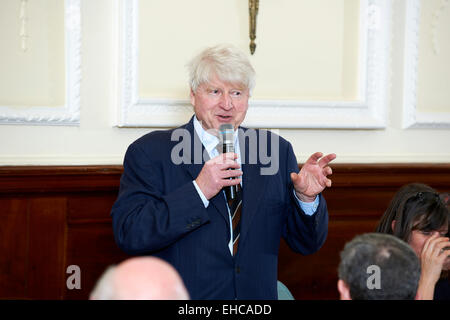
[376,183,450,300]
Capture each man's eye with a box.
[420,231,431,236]
[231,91,242,96]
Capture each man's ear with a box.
[337,279,352,300]
[190,89,196,106]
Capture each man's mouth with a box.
[217,115,232,122]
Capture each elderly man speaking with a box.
[111,44,336,299]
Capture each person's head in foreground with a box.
[89,256,190,300]
[338,233,420,300]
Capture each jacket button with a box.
[236,266,240,274]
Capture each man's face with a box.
[190,75,249,132]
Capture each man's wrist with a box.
[295,191,316,203]
[193,180,210,208]
[293,191,319,216]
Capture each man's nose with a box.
[219,93,233,110]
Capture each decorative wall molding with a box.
[1,152,450,166]
[403,0,450,129]
[0,0,81,126]
[116,0,392,129]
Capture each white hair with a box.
[187,44,256,95]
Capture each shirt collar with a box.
[193,116,239,156]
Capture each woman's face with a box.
[408,229,447,256]
[408,227,450,270]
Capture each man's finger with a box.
[305,152,323,164]
[222,170,243,179]
[323,166,332,176]
[290,172,300,184]
[222,178,242,187]
[318,153,337,168]
[214,152,239,164]
[218,160,241,170]
[222,152,239,160]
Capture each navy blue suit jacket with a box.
[111,116,328,299]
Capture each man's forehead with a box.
[201,80,247,90]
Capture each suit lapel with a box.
[183,120,271,251]
[238,128,269,253]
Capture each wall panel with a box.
[0,164,448,299]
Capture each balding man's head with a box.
[90,257,189,300]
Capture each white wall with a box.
[0,0,449,165]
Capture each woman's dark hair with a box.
[375,183,449,242]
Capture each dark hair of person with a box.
[375,183,449,242]
[338,233,421,300]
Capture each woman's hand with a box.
[416,234,450,299]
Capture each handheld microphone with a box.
[219,124,238,201]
